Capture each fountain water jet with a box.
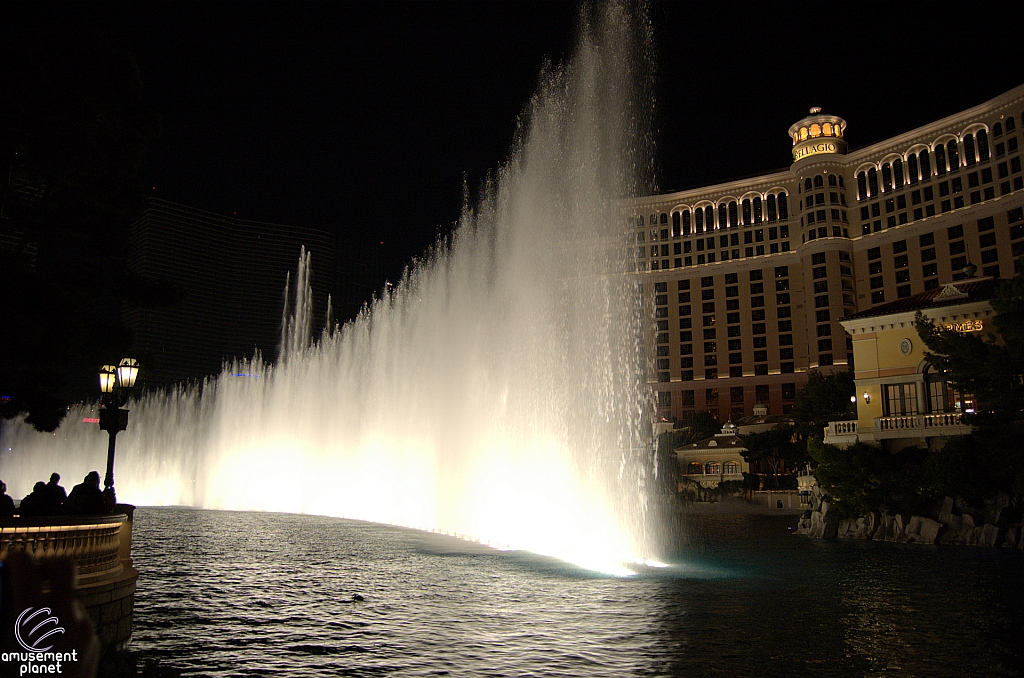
[1,3,659,575]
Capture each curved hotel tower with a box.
[631,84,1024,423]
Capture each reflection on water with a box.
[129,508,1024,677]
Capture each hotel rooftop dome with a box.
[788,108,848,164]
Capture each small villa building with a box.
[824,277,997,451]
[675,422,750,490]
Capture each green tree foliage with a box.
[0,30,163,430]
[810,440,928,517]
[914,269,1024,498]
[790,369,855,449]
[741,424,804,489]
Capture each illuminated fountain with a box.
[1,3,658,574]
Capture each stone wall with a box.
[796,492,1024,549]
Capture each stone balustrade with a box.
[826,420,858,436]
[875,412,963,430]
[0,507,138,650]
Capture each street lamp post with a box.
[98,358,139,504]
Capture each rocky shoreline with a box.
[796,491,1023,548]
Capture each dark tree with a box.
[914,269,1024,497]
[741,424,803,490]
[791,369,855,450]
[0,30,161,430]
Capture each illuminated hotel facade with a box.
[630,84,1024,423]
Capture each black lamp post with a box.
[98,358,139,504]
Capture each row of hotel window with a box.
[655,385,798,411]
[637,226,792,269]
[854,120,1021,200]
[685,461,741,476]
[864,210,1024,305]
[858,158,1024,234]
[651,267,839,380]
[632,193,790,237]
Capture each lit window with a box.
[800,127,808,141]
[823,122,832,136]
[810,123,821,137]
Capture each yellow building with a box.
[824,278,998,450]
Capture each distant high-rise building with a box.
[126,198,336,389]
[630,84,1024,423]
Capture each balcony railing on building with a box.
[825,411,970,444]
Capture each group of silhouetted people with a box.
[0,471,113,518]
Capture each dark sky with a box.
[7,1,1024,291]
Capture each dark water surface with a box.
[129,507,1024,676]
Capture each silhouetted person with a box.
[0,480,14,517]
[46,472,68,512]
[20,481,50,517]
[66,471,108,515]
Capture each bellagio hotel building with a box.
[630,84,1024,423]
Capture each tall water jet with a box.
[1,3,658,574]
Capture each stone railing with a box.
[0,512,128,588]
[875,412,964,431]
[826,420,858,437]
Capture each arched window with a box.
[868,167,879,195]
[767,194,778,221]
[976,129,989,162]
[919,149,931,180]
[672,212,681,237]
[907,153,919,184]
[778,193,789,220]
[705,461,721,475]
[813,175,824,188]
[753,196,763,223]
[935,144,947,175]
[994,122,1003,137]
[881,163,893,191]
[800,127,808,141]
[682,210,691,235]
[947,139,960,171]
[723,460,739,474]
[660,212,669,225]
[728,201,738,228]
[705,206,714,231]
[857,171,868,200]
[893,158,904,188]
[810,123,821,137]
[828,174,837,187]
[719,204,728,230]
[687,461,702,475]
[963,133,976,166]
[742,199,752,224]
[839,176,844,188]
[804,178,813,191]
[823,122,832,136]
[1008,116,1017,132]
[650,214,656,225]
[695,208,704,233]
[638,215,645,227]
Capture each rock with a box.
[938,496,955,525]
[874,514,894,541]
[838,518,854,538]
[822,507,840,540]
[965,526,981,546]
[979,524,1001,547]
[962,513,976,530]
[893,515,909,543]
[1000,526,1019,548]
[917,517,943,544]
[904,515,923,542]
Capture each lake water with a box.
[128,507,1024,676]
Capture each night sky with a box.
[6,1,1024,291]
